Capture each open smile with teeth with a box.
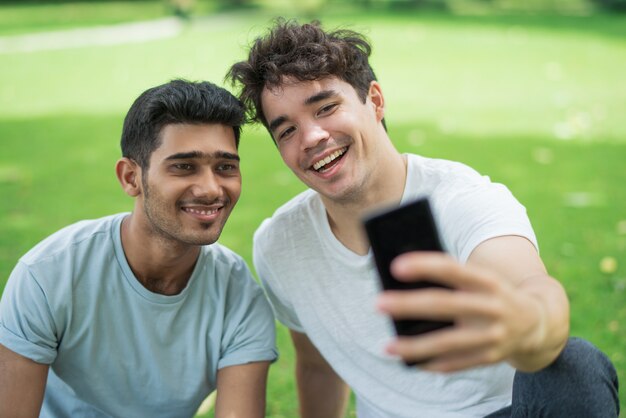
[312,147,348,172]
[183,207,220,216]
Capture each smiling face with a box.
[137,123,241,246]
[261,77,386,205]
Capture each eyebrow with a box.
[268,89,339,134]
[304,89,337,106]
[164,151,240,161]
[268,116,286,134]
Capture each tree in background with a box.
[591,0,626,11]
[167,0,194,18]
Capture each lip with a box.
[309,146,348,170]
[180,204,224,222]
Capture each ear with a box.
[115,158,142,197]
[368,80,385,123]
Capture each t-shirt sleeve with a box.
[253,230,305,333]
[0,261,58,364]
[217,259,279,370]
[435,175,538,264]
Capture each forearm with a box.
[214,362,270,418]
[0,344,48,418]
[509,274,570,372]
[296,361,349,418]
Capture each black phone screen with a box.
[363,198,453,336]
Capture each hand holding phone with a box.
[363,197,453,337]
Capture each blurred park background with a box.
[0,0,625,416]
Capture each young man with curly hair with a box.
[227,19,618,418]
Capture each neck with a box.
[120,214,200,295]
[323,151,407,256]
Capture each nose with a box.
[300,121,329,151]
[190,169,222,199]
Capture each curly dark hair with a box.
[226,18,379,128]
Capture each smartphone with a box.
[363,197,453,337]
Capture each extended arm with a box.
[291,330,350,418]
[214,361,271,418]
[377,235,570,372]
[465,235,569,370]
[0,343,49,418]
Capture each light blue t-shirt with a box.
[0,213,278,418]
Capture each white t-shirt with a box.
[254,154,538,418]
[0,213,278,418]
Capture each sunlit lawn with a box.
[0,4,624,416]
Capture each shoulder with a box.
[254,189,319,248]
[200,244,275,326]
[200,243,260,291]
[20,214,124,267]
[265,188,319,221]
[405,153,508,208]
[9,214,125,300]
[407,154,485,188]
[406,155,535,262]
[201,243,248,275]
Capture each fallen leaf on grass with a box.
[600,256,618,274]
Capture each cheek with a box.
[279,145,301,170]
[225,178,242,202]
[159,182,187,199]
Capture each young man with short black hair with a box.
[0,79,277,417]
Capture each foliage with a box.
[591,0,626,11]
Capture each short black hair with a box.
[121,79,245,169]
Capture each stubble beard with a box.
[141,175,223,247]
[318,164,372,207]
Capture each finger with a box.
[377,289,505,322]
[419,347,505,373]
[390,252,500,292]
[386,325,505,365]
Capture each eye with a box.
[278,126,296,141]
[317,103,337,117]
[173,163,194,171]
[217,162,239,172]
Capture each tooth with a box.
[185,208,218,215]
[313,147,348,171]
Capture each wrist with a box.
[509,280,570,371]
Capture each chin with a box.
[177,228,223,246]
[326,186,361,204]
[185,236,220,246]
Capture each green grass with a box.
[0,1,170,36]
[0,4,625,415]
